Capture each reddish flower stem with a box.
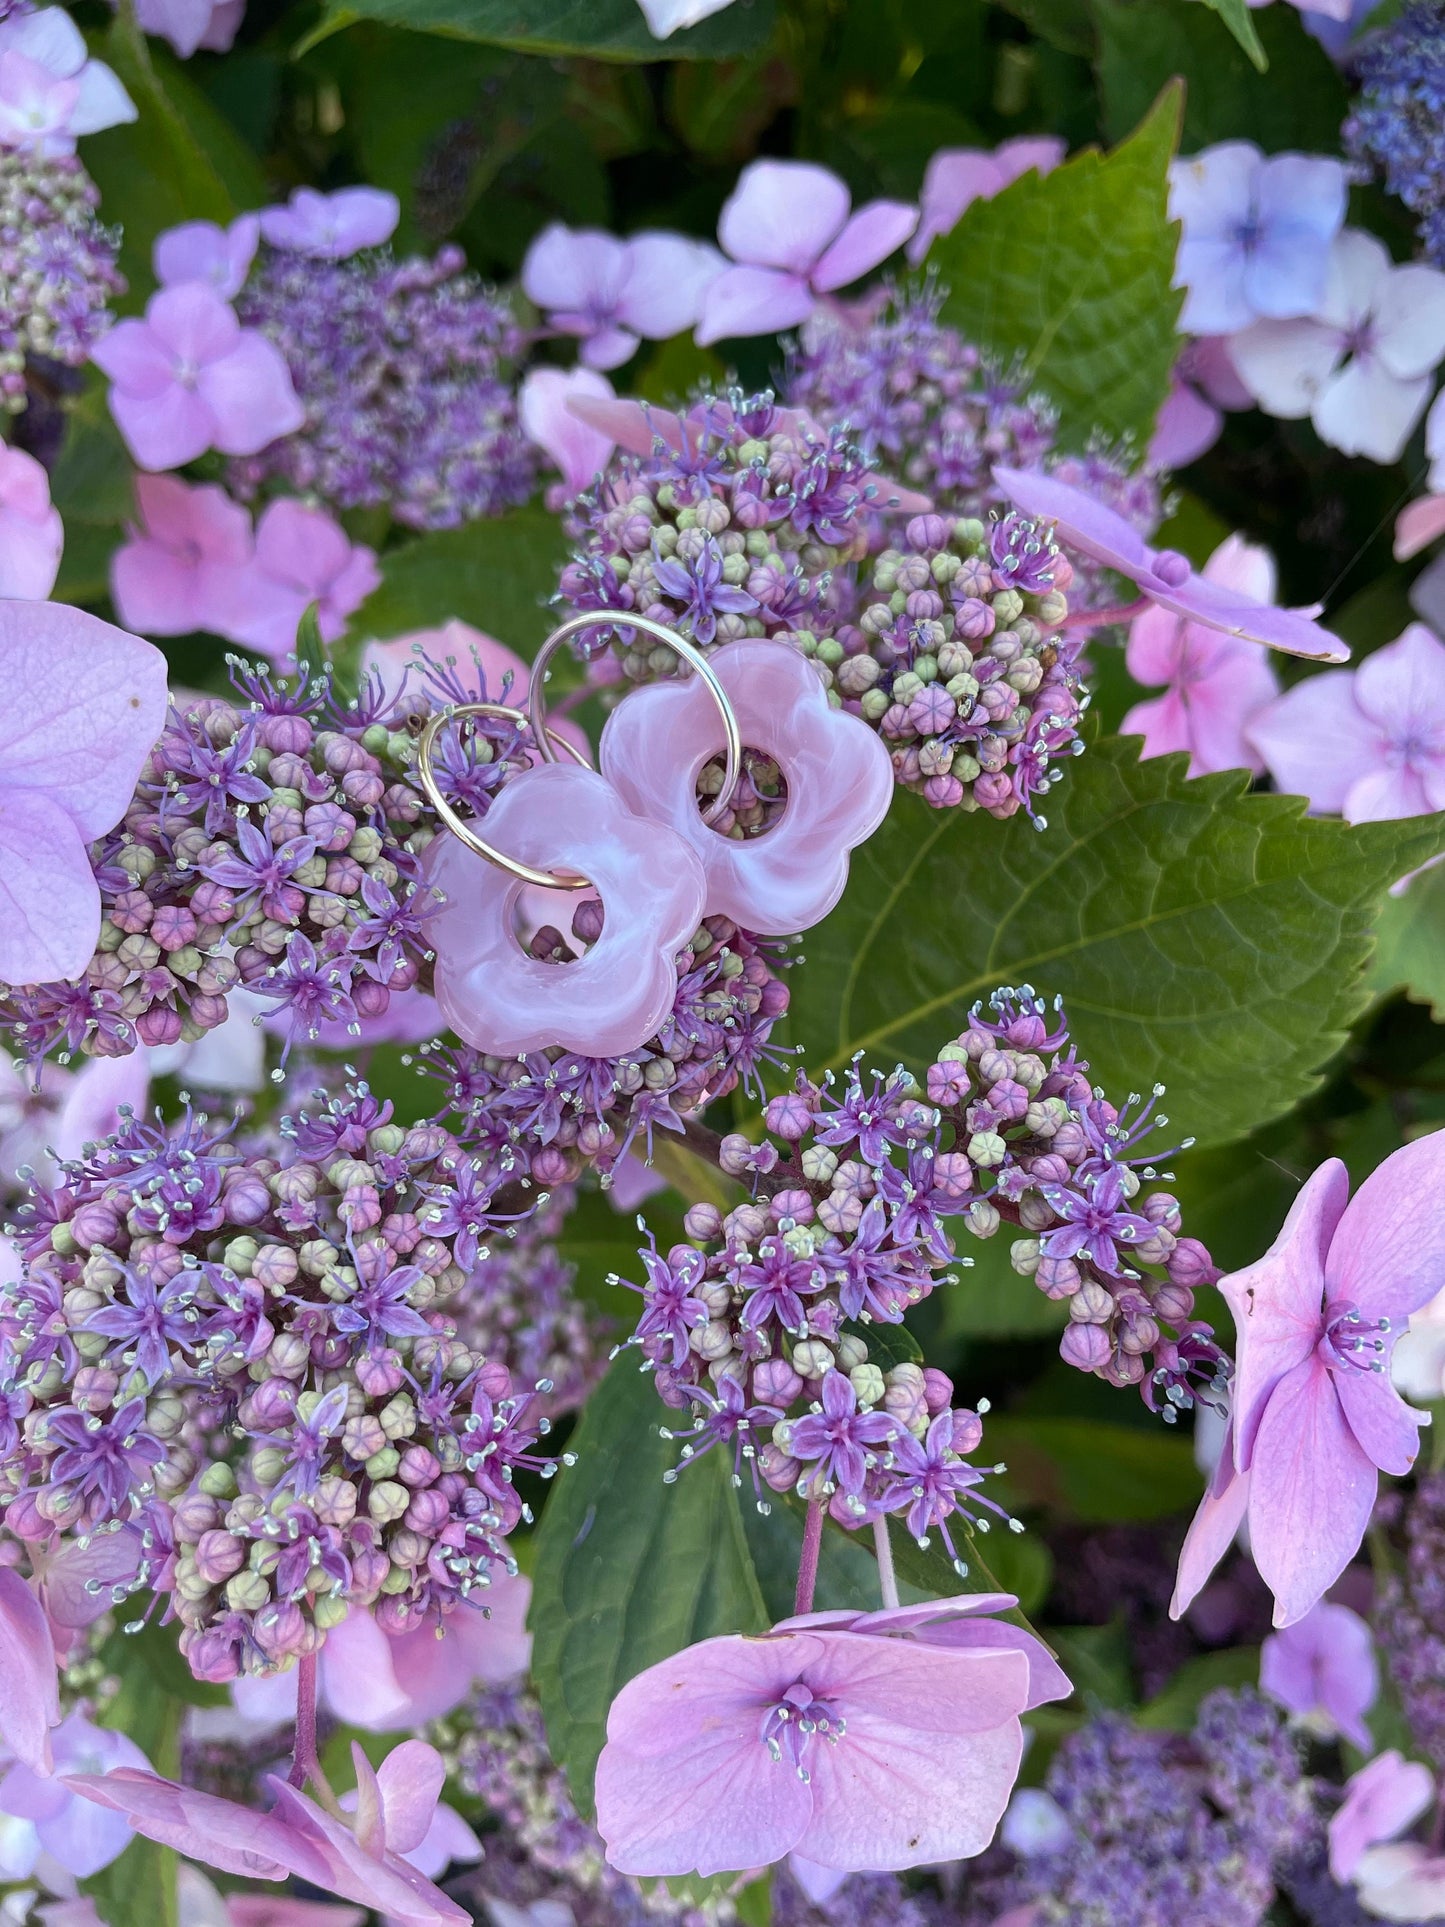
[289,1649,319,1789]
[794,1497,824,1616]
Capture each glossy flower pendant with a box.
[599,639,894,935]
[425,762,707,1057]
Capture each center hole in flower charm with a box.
[697,747,789,840]
[510,888,604,966]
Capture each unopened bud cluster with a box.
[0,1086,545,1681]
[556,389,886,684]
[0,661,535,1068]
[0,150,124,408]
[830,511,1084,820]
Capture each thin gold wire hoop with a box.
[415,701,596,892]
[528,610,743,826]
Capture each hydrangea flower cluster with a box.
[449,1185,605,1418]
[0,1086,546,1683]
[1344,1,1445,269]
[1374,1472,1445,1772]
[0,147,122,411]
[555,390,887,684]
[0,661,527,1069]
[230,241,536,530]
[958,1689,1314,1927]
[833,509,1083,819]
[786,288,1164,612]
[423,912,790,1189]
[624,991,1224,1564]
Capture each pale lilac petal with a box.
[520,366,616,497]
[911,151,1004,264]
[1334,1368,1427,1476]
[1343,764,1435,823]
[596,1731,810,1877]
[1170,1449,1249,1619]
[0,1571,58,1773]
[788,1854,849,1904]
[1313,358,1431,465]
[254,497,349,592]
[695,264,815,345]
[89,316,175,399]
[1354,1842,1445,1918]
[1176,236,1254,337]
[195,331,305,457]
[1225,1158,1348,1472]
[400,1802,482,1882]
[995,136,1066,182]
[1319,228,1392,332]
[603,1635,827,1761]
[64,58,135,136]
[1177,657,1278,775]
[886,1615,1072,1710]
[1192,334,1254,409]
[1229,317,1340,420]
[59,1770,297,1880]
[1246,674,1381,809]
[51,1051,151,1163]
[153,215,259,298]
[34,1529,144,1631]
[197,2,245,52]
[562,392,671,456]
[1168,142,1261,240]
[0,601,168,838]
[811,200,918,292]
[1375,262,1445,380]
[617,233,724,338]
[145,281,238,364]
[1260,1601,1377,1749]
[1395,494,1445,561]
[1330,1752,1436,1881]
[990,464,1150,575]
[111,380,217,470]
[717,160,850,274]
[1244,154,1347,318]
[522,224,628,316]
[1325,1128,1445,1328]
[374,1741,444,1857]
[134,0,213,59]
[260,187,399,260]
[2,8,89,75]
[1430,388,1445,491]
[801,1719,1022,1870]
[1353,622,1445,737]
[383,1578,532,1721]
[0,450,61,600]
[1248,1354,1379,1628]
[1120,689,1193,763]
[111,538,205,635]
[1202,531,1277,603]
[227,1895,364,1927]
[263,1777,469,1923]
[0,789,105,984]
[1125,602,1187,686]
[315,1611,411,1730]
[578,324,638,371]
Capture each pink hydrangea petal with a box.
[1395,494,1445,560]
[579,323,639,371]
[874,1613,1072,1711]
[1324,1130,1445,1325]
[0,485,62,601]
[520,366,617,497]
[800,1718,1022,1870]
[1334,1367,1426,1478]
[788,1854,850,1905]
[382,1578,531,1722]
[374,1741,445,1857]
[1260,1602,1377,1750]
[60,1769,298,1880]
[50,1050,151,1163]
[1246,673,1380,809]
[314,1610,411,1730]
[1149,378,1222,468]
[1147,569,1348,663]
[991,464,1151,576]
[318,544,380,638]
[111,536,205,635]
[0,601,169,838]
[1329,1752,1436,1881]
[1248,1354,1379,1628]
[254,498,350,591]
[1352,622,1445,737]
[195,330,304,457]
[90,316,174,398]
[263,1777,468,1923]
[65,58,135,136]
[811,200,918,293]
[1224,1157,1348,1472]
[401,1802,482,1881]
[596,1727,812,1877]
[259,187,399,259]
[695,264,816,345]
[1171,1446,1250,1621]
[1124,601,1188,688]
[600,637,892,935]
[112,378,216,470]
[718,160,851,274]
[911,151,1005,264]
[425,762,708,1057]
[0,1570,59,1773]
[35,1528,145,1631]
[1343,764,1435,822]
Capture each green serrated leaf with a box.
[309,0,776,60]
[1048,1620,1134,1708]
[1093,0,1347,150]
[1368,862,1445,1019]
[1199,0,1267,69]
[530,1354,769,1823]
[987,1418,1202,1523]
[83,13,267,302]
[1136,1646,1262,1728]
[81,1836,180,1927]
[354,507,570,659]
[930,86,1182,448]
[785,736,1445,1150]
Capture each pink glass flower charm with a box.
[600,639,893,935]
[425,762,707,1057]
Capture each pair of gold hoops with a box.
[414,610,745,892]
